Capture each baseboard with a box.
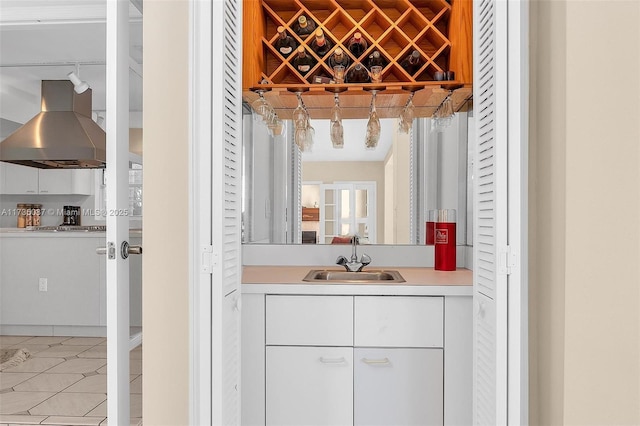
[0,325,107,337]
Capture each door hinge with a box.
[498,246,518,275]
[201,245,218,274]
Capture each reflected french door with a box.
[319,182,376,244]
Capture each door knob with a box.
[121,241,142,259]
[96,241,142,259]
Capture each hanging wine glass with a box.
[440,94,454,129]
[293,92,307,129]
[294,126,307,151]
[293,91,309,151]
[365,90,380,149]
[267,117,285,137]
[330,94,344,149]
[251,90,270,119]
[303,114,315,152]
[399,92,415,134]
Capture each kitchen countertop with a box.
[242,265,473,296]
[0,228,142,238]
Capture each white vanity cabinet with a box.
[243,290,471,426]
[354,296,444,425]
[265,295,354,426]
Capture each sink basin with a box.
[302,269,405,283]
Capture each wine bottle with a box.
[293,15,316,37]
[274,26,298,57]
[347,32,368,58]
[367,50,386,70]
[345,62,371,83]
[400,50,423,75]
[292,46,317,75]
[327,47,351,69]
[310,29,332,57]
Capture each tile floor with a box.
[0,336,142,426]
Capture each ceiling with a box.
[302,118,396,162]
[0,0,143,129]
[0,1,398,162]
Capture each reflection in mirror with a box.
[242,104,473,246]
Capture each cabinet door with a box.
[71,169,94,195]
[354,348,443,426]
[267,346,353,426]
[0,162,39,194]
[38,169,73,194]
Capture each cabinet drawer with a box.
[355,296,443,347]
[266,295,353,346]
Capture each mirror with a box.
[242,105,473,246]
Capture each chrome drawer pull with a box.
[319,357,347,364]
[361,357,390,365]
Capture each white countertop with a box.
[0,228,142,237]
[242,265,473,296]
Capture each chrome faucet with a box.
[336,235,371,272]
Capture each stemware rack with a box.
[242,0,473,119]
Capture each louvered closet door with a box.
[212,0,243,424]
[473,0,508,424]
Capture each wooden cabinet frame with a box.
[242,0,473,119]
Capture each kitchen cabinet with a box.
[0,232,143,335]
[244,291,468,425]
[0,162,93,195]
[0,161,39,194]
[38,168,93,195]
[0,235,104,328]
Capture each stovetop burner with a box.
[29,225,107,232]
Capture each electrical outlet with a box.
[39,278,47,292]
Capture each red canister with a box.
[434,209,456,271]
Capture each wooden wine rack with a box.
[242,0,473,119]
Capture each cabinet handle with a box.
[319,357,346,364]
[40,190,49,193]
[361,357,391,365]
[26,190,36,193]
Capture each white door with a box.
[190,0,243,424]
[354,348,443,426]
[320,182,376,243]
[472,0,528,424]
[266,346,354,426]
[104,0,143,423]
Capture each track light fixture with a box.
[67,71,89,94]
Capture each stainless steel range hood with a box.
[0,80,106,169]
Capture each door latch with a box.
[96,242,117,259]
